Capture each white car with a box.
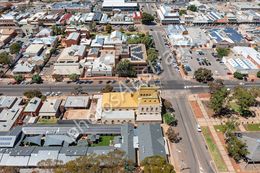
[197,124,202,132]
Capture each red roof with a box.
[133,11,142,19]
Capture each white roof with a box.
[13,61,35,73]
[39,98,62,116]
[64,96,89,108]
[233,46,260,66]
[101,110,135,120]
[25,44,44,55]
[53,63,82,75]
[102,0,137,7]
[23,97,42,113]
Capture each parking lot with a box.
[182,49,231,79]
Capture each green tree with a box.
[233,87,256,116]
[105,24,112,33]
[233,72,244,80]
[210,87,229,115]
[208,79,224,94]
[102,84,113,93]
[55,150,135,173]
[31,74,43,84]
[141,35,153,49]
[179,9,187,16]
[23,90,42,99]
[128,26,136,32]
[14,75,25,84]
[0,51,11,65]
[187,5,197,12]
[141,155,175,173]
[119,27,124,33]
[163,113,177,126]
[52,74,64,82]
[147,48,158,63]
[194,68,213,83]
[10,43,21,54]
[89,21,97,32]
[257,71,260,78]
[216,48,230,58]
[163,99,173,112]
[141,12,155,25]
[69,73,79,82]
[116,60,137,77]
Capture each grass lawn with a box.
[37,118,57,124]
[214,125,227,133]
[229,102,240,113]
[202,127,228,172]
[92,136,114,147]
[244,124,260,131]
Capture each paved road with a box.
[151,30,215,173]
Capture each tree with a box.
[233,72,244,80]
[105,24,112,33]
[194,68,213,83]
[14,75,25,84]
[55,150,135,173]
[208,79,224,94]
[119,27,124,33]
[89,21,97,32]
[102,84,113,93]
[187,5,197,12]
[24,90,42,99]
[31,74,43,84]
[163,99,174,112]
[210,87,229,115]
[0,51,11,65]
[233,87,256,117]
[52,26,64,35]
[179,9,187,16]
[257,71,260,78]
[69,73,79,82]
[128,26,136,32]
[141,12,155,25]
[116,60,137,77]
[163,113,177,126]
[141,155,175,173]
[166,126,180,143]
[10,43,21,54]
[216,48,230,58]
[52,74,63,82]
[147,48,158,64]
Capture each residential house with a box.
[0,28,17,48]
[64,32,80,47]
[12,60,35,75]
[22,97,42,117]
[24,44,44,57]
[64,96,90,110]
[39,98,62,120]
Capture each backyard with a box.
[92,136,114,147]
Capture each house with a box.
[38,13,60,26]
[137,123,168,162]
[24,44,44,57]
[50,2,92,14]
[65,26,90,39]
[22,97,42,117]
[64,32,80,47]
[58,13,73,25]
[101,86,162,122]
[0,13,17,27]
[57,45,86,63]
[64,96,90,109]
[35,28,53,38]
[0,28,17,48]
[32,36,58,47]
[12,61,35,75]
[39,98,62,120]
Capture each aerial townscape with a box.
[0,0,259,173]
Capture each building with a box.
[38,13,60,26]
[0,96,23,132]
[32,36,58,47]
[57,45,86,63]
[12,61,35,75]
[35,28,53,38]
[39,98,62,120]
[157,5,180,25]
[0,28,17,48]
[101,86,162,122]
[64,32,80,47]
[208,28,248,48]
[137,123,168,162]
[110,13,133,25]
[102,0,138,11]
[133,11,142,24]
[65,26,90,38]
[223,46,260,74]
[64,96,90,110]
[127,44,147,74]
[0,13,17,27]
[24,44,44,57]
[22,97,42,117]
[50,2,92,14]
